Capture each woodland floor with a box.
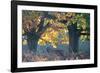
[22,46,90,62]
[22,40,90,62]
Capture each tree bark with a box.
[27,31,40,55]
[26,18,50,55]
[68,23,80,54]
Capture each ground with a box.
[22,40,90,62]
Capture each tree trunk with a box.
[68,24,80,54]
[27,31,40,55]
[26,18,50,55]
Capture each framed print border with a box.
[11,1,97,72]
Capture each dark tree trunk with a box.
[26,18,50,55]
[68,23,80,54]
[27,31,40,55]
